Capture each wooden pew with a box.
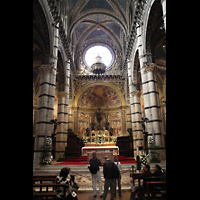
[146,181,166,200]
[134,176,165,200]
[33,174,77,199]
[160,190,166,200]
[33,174,58,178]
[33,177,56,184]
[33,183,67,200]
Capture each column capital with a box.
[141,63,157,74]
[130,90,141,97]
[39,64,57,76]
[57,91,68,98]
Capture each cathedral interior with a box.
[33,0,166,165]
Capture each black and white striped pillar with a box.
[34,64,56,165]
[55,62,70,160]
[141,63,162,147]
[55,91,68,160]
[128,62,144,158]
[131,91,143,158]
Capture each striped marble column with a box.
[55,62,70,160]
[141,63,162,147]
[128,62,143,158]
[131,91,143,158]
[33,64,56,165]
[55,91,68,160]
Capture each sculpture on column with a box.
[50,119,60,136]
[141,117,148,132]
[127,128,132,138]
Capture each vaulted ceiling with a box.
[33,0,166,81]
[66,0,130,75]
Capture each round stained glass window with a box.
[84,45,113,68]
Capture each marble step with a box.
[33,161,166,175]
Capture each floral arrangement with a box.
[140,154,149,166]
[40,137,53,165]
[148,136,161,163]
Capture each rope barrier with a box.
[70,170,91,178]
[70,168,131,179]
[121,169,130,174]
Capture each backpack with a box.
[88,158,98,174]
[88,163,98,174]
[111,162,120,179]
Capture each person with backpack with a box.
[114,156,122,197]
[89,152,103,198]
[103,155,120,200]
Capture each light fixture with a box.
[91,54,106,75]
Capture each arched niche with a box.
[73,82,126,108]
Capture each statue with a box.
[86,128,90,136]
[105,121,109,130]
[50,119,60,136]
[127,128,132,138]
[93,107,109,130]
[142,117,148,132]
[96,107,103,123]
[109,127,113,136]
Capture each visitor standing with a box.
[102,156,116,200]
[113,156,122,197]
[89,152,103,198]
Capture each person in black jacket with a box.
[152,165,163,176]
[90,152,103,198]
[102,156,115,200]
[129,164,152,200]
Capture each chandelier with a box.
[91,54,106,75]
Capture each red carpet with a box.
[52,155,136,165]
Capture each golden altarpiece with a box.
[71,82,128,158]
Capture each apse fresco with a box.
[78,85,121,107]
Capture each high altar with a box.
[64,85,134,161]
[80,107,121,157]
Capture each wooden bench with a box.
[33,174,58,178]
[33,177,57,184]
[33,174,77,199]
[33,183,67,200]
[146,181,166,200]
[133,176,166,200]
[160,190,166,200]
[130,172,142,177]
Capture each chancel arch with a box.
[74,82,125,108]
[73,82,126,145]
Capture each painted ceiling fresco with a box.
[78,85,121,108]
